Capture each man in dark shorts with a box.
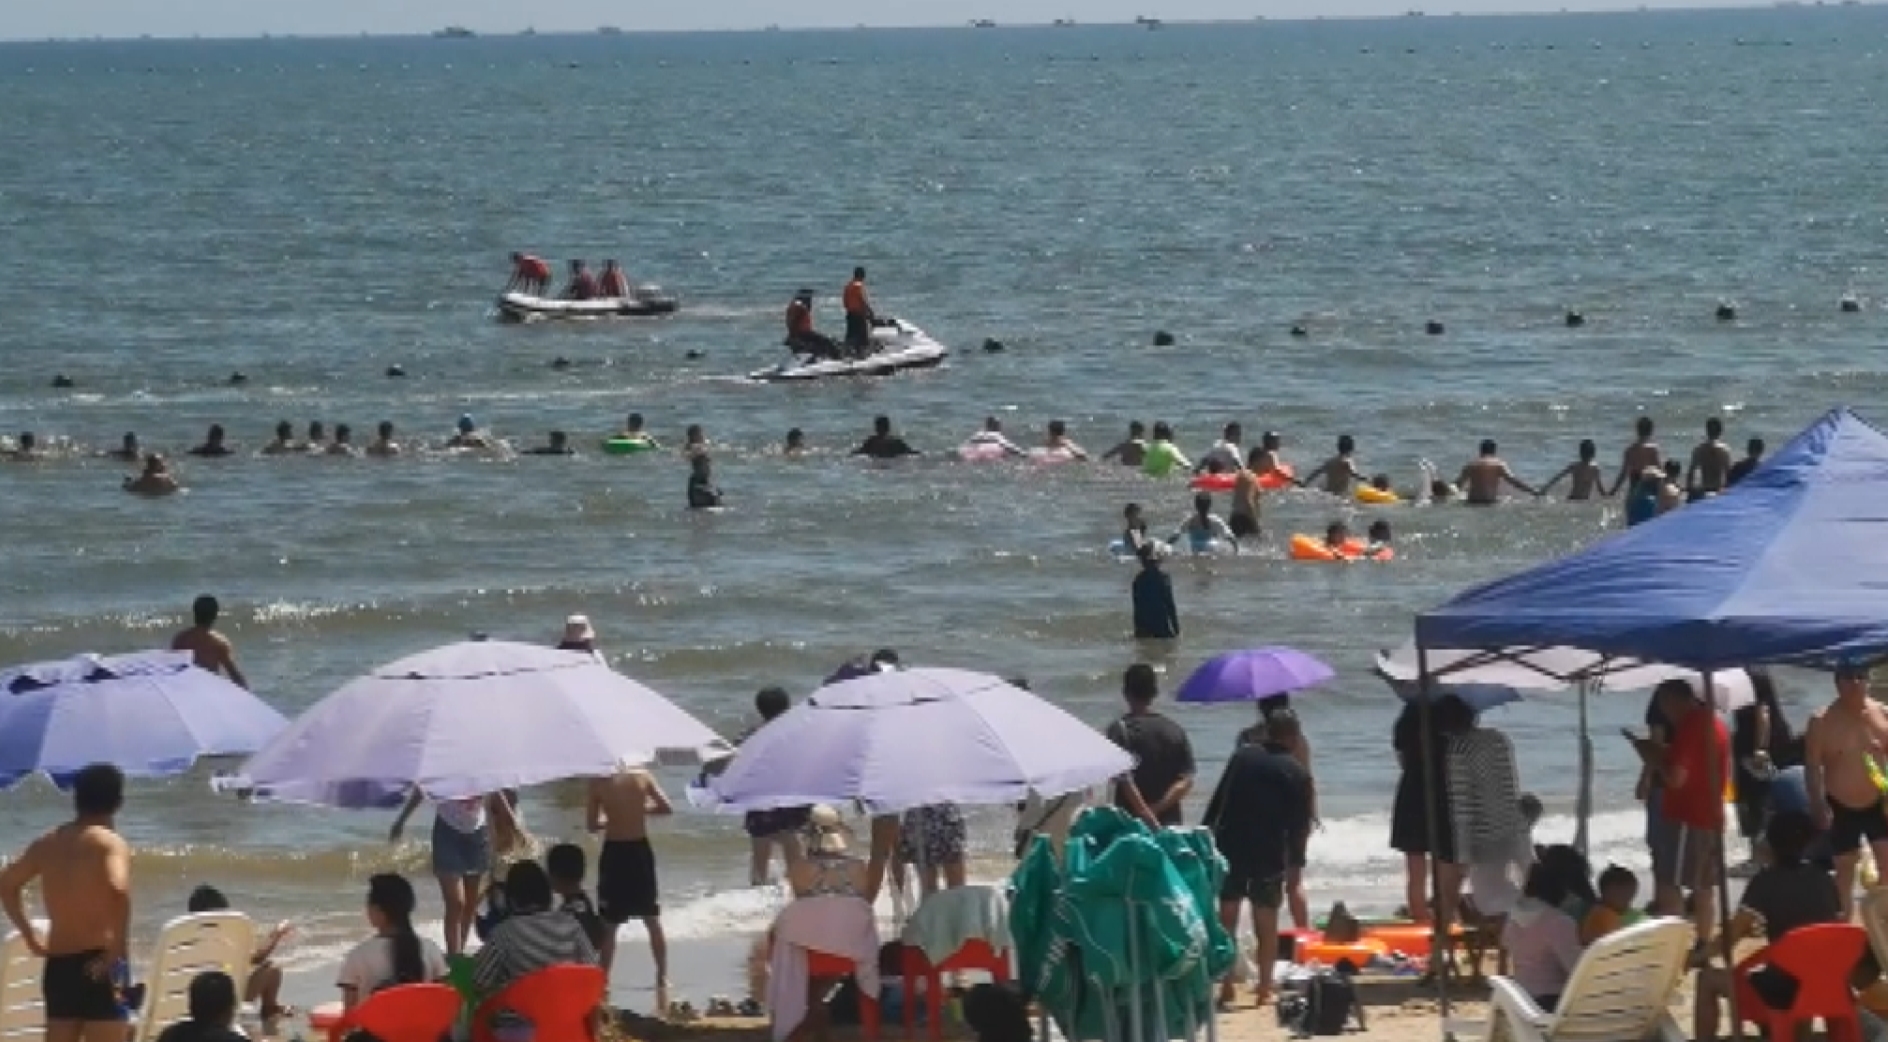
[0,764,133,1042]
[1106,664,1196,827]
[1204,711,1312,1008]
[586,768,672,1004]
[729,686,810,885]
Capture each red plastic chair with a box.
[899,940,1010,1041]
[323,984,462,1042]
[1733,922,1868,1042]
[471,964,607,1042]
[808,949,880,1041]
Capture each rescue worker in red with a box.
[598,260,631,299]
[561,259,599,301]
[507,252,552,294]
[785,290,841,360]
[842,266,875,353]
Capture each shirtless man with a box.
[0,764,133,1042]
[259,421,298,456]
[586,767,673,1001]
[1806,666,1888,921]
[1540,439,1607,501]
[171,595,248,689]
[122,455,181,497]
[1610,416,1661,496]
[366,421,400,458]
[1250,431,1289,483]
[1228,448,1264,539]
[1298,435,1365,495]
[1100,421,1148,467]
[1044,420,1088,460]
[1455,440,1539,505]
[1685,418,1733,501]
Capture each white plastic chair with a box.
[1483,916,1693,1042]
[138,912,256,1041]
[0,921,48,1042]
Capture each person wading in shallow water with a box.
[172,595,248,689]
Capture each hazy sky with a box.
[4,0,1768,42]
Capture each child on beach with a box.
[546,843,610,952]
[1579,865,1643,944]
[187,885,291,1033]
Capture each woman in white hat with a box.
[788,805,868,900]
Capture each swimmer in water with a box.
[366,421,400,458]
[687,454,722,509]
[1727,436,1764,487]
[1196,422,1244,475]
[620,413,661,449]
[1322,521,1352,554]
[260,421,298,455]
[1455,440,1539,505]
[1611,416,1661,496]
[1102,421,1148,468]
[448,415,491,449]
[5,432,43,461]
[1169,493,1238,555]
[327,424,359,457]
[1540,439,1607,501]
[1044,420,1088,460]
[1686,417,1732,501]
[1364,520,1392,555]
[784,428,807,456]
[1141,422,1191,478]
[963,417,1025,457]
[1657,460,1685,514]
[123,453,180,496]
[683,424,707,458]
[188,424,233,458]
[1228,449,1263,539]
[1122,502,1150,555]
[1299,435,1365,495]
[1625,467,1662,527]
[305,421,328,453]
[526,431,574,456]
[105,432,141,462]
[1251,431,1289,483]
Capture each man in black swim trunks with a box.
[1,764,134,1042]
[1805,666,1888,920]
[586,768,672,1004]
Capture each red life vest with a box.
[786,300,813,335]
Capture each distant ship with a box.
[598,26,623,35]
[519,27,536,36]
[433,26,475,38]
[1135,15,1163,28]
[1053,18,1076,27]
[971,19,997,28]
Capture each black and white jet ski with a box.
[495,285,679,322]
[748,317,949,382]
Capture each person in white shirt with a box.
[1196,422,1245,474]
[960,417,1025,459]
[336,874,448,1011]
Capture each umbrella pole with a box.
[1705,671,1743,1042]
[1577,680,1594,857]
[1126,892,1145,1042]
[1416,644,1454,1040]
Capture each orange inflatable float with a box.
[1289,534,1394,562]
[1298,938,1387,970]
[1188,465,1294,493]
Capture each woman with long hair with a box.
[336,874,448,1011]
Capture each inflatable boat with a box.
[748,318,949,383]
[495,285,679,322]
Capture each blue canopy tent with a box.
[1418,407,1888,669]
[1407,407,1888,1040]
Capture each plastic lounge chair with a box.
[1860,889,1888,975]
[1482,916,1692,1042]
[900,939,1009,1041]
[1733,923,1867,1042]
[139,912,258,1042]
[471,964,606,1042]
[809,950,880,1041]
[0,921,48,1042]
[324,984,462,1042]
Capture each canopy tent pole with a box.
[1416,644,1455,1040]
[1576,679,1595,857]
[1703,671,1744,1042]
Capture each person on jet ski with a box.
[507,252,552,295]
[598,260,631,299]
[784,290,842,361]
[562,260,599,301]
[842,267,875,354]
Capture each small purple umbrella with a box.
[1175,647,1335,704]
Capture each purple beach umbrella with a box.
[1175,646,1336,704]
